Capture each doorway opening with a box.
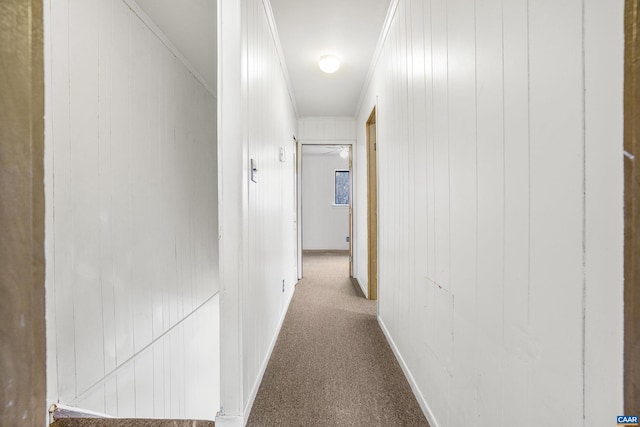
[366,108,378,301]
[300,144,353,274]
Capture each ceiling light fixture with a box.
[319,55,340,73]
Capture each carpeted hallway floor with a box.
[246,253,430,427]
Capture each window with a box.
[334,170,350,205]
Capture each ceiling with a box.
[270,0,391,117]
[134,0,390,118]
[135,0,217,91]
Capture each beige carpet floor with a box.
[246,253,430,427]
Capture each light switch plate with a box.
[251,158,257,182]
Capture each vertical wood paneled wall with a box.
[298,117,356,142]
[241,0,299,418]
[45,0,219,419]
[355,0,624,426]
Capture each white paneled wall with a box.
[301,149,349,251]
[72,295,220,419]
[241,0,298,418]
[355,1,623,426]
[45,0,219,419]
[298,117,356,142]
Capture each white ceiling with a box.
[134,0,390,118]
[270,0,391,117]
[135,0,217,91]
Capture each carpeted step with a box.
[50,419,214,427]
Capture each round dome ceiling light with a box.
[319,55,340,73]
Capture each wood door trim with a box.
[625,0,640,413]
[349,147,354,277]
[0,1,46,424]
[366,107,378,301]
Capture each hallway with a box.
[0,0,627,425]
[247,253,428,426]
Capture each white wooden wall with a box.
[355,0,624,426]
[298,117,356,142]
[240,0,299,419]
[44,0,219,419]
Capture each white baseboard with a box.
[242,286,296,422]
[48,403,114,423]
[377,316,441,427]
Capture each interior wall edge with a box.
[584,0,625,422]
[217,0,245,418]
[43,0,58,410]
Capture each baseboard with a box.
[302,249,349,255]
[242,285,296,423]
[49,403,114,423]
[377,316,441,427]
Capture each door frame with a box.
[366,107,378,301]
[294,135,301,280]
[297,141,354,273]
[348,145,354,276]
[625,0,640,413]
[0,1,46,424]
